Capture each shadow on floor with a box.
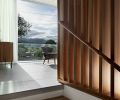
[49,64,57,69]
[0,63,35,82]
[0,62,59,95]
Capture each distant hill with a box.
[18,38,46,44]
[24,30,57,42]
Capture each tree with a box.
[44,40,57,53]
[18,14,32,38]
[45,39,56,44]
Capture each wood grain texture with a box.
[0,42,13,62]
[45,96,69,100]
[91,0,99,91]
[58,0,64,80]
[58,0,120,99]
[110,0,115,98]
[88,0,93,89]
[114,0,120,99]
[101,0,111,96]
[59,26,64,80]
[99,0,102,94]
[0,43,4,62]
[63,0,69,82]
[75,0,82,84]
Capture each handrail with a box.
[59,21,120,72]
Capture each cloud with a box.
[22,0,57,7]
[18,0,57,39]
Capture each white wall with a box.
[14,0,18,63]
[0,0,18,63]
[64,86,102,100]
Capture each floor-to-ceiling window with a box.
[17,0,58,62]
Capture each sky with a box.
[25,0,57,7]
[17,0,57,40]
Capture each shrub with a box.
[34,48,43,58]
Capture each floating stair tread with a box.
[45,96,69,100]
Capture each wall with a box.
[64,86,101,100]
[0,0,18,62]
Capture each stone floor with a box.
[0,60,60,95]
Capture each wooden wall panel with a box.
[101,0,111,96]
[88,0,93,88]
[58,0,120,99]
[73,0,77,83]
[75,0,82,84]
[114,0,120,99]
[110,0,115,97]
[63,0,69,81]
[99,0,103,94]
[58,0,64,80]
[68,0,75,83]
[91,0,100,91]
[80,0,89,87]
[63,30,69,81]
[84,0,89,87]
[59,26,64,80]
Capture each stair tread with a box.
[45,96,69,100]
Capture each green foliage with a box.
[18,14,32,38]
[18,43,57,60]
[18,45,28,58]
[45,39,56,44]
[34,48,43,58]
[50,45,57,52]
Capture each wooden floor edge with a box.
[44,96,69,100]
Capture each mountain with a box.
[18,38,46,44]
[24,30,57,42]
[25,30,45,38]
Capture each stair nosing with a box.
[0,85,63,100]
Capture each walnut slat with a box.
[110,0,115,98]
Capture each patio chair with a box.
[42,47,57,64]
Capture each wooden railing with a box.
[59,21,120,72]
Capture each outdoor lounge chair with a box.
[42,47,57,64]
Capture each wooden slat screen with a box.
[58,0,120,99]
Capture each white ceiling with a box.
[23,0,57,6]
